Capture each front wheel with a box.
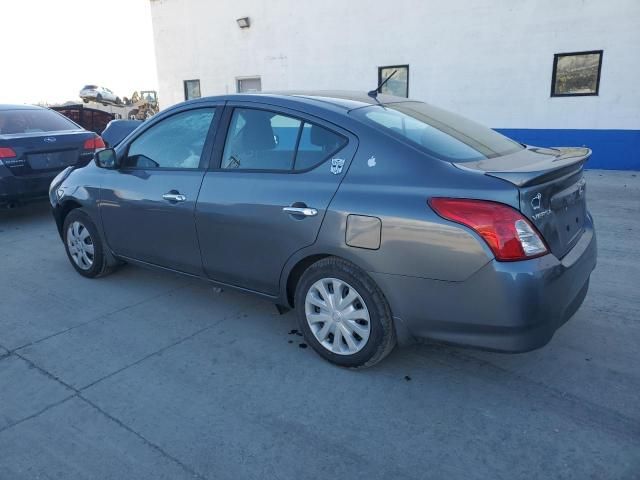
[295,257,396,368]
[63,209,113,278]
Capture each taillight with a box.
[429,198,548,261]
[83,135,106,150]
[0,147,17,158]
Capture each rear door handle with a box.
[283,206,318,217]
[162,192,187,203]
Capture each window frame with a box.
[212,105,348,174]
[377,64,409,98]
[183,79,202,101]
[120,106,220,172]
[236,76,262,93]
[550,50,603,98]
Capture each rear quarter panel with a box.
[307,130,522,282]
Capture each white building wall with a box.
[150,0,640,131]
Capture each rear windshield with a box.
[82,85,98,89]
[0,109,79,135]
[352,101,523,162]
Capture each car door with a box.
[195,103,358,294]
[100,105,220,275]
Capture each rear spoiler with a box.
[454,147,591,187]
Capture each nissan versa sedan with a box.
[50,92,597,367]
[0,104,105,207]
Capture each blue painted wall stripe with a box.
[495,129,640,171]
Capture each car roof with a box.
[188,91,413,113]
[0,104,45,111]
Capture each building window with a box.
[551,50,603,97]
[378,65,409,97]
[236,77,262,93]
[183,79,201,100]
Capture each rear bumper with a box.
[371,216,597,352]
[0,166,57,206]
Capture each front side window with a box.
[378,65,409,97]
[184,79,201,100]
[125,108,215,169]
[353,102,522,162]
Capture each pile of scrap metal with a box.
[122,91,159,120]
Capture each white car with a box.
[79,85,121,106]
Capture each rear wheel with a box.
[63,209,113,278]
[294,257,396,368]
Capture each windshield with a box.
[0,109,79,135]
[352,101,523,162]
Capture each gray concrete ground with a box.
[0,170,639,480]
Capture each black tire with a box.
[62,208,113,278]
[294,257,396,368]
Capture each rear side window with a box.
[125,108,215,169]
[352,102,523,162]
[295,123,346,171]
[221,108,346,172]
[0,109,79,134]
[222,109,301,170]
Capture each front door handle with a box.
[283,206,318,217]
[162,192,187,203]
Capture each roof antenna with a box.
[368,69,398,99]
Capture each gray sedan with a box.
[50,92,597,367]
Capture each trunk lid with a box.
[0,130,95,176]
[455,146,590,259]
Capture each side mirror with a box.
[95,148,118,169]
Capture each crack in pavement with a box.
[0,394,76,435]
[9,282,195,354]
[0,316,236,480]
[79,311,241,391]
[78,395,209,480]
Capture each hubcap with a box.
[304,278,371,355]
[66,221,94,270]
